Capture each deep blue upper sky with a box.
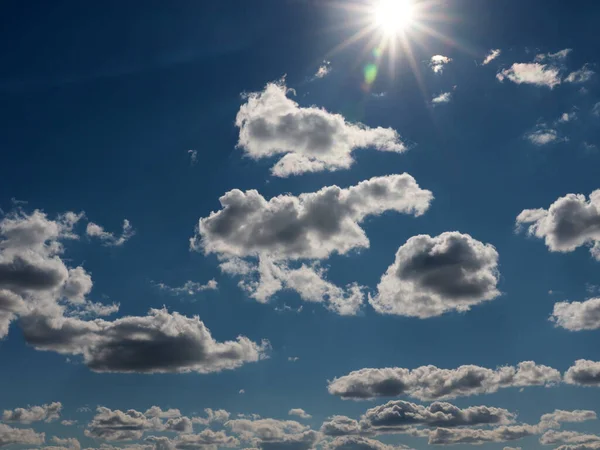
[1,1,600,450]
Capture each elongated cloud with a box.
[86,219,135,247]
[0,423,45,447]
[516,190,600,260]
[427,425,539,445]
[21,308,269,374]
[193,174,432,261]
[483,49,501,65]
[369,232,500,318]
[497,63,561,88]
[327,361,561,400]
[235,81,406,177]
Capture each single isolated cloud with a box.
[551,298,600,331]
[516,189,600,260]
[432,92,452,104]
[430,55,452,73]
[86,219,135,247]
[524,124,566,146]
[235,80,407,177]
[497,63,562,88]
[482,49,501,65]
[369,232,500,318]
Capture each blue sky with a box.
[1,1,600,449]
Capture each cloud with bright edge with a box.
[565,360,600,386]
[516,189,600,260]
[369,232,500,318]
[551,298,600,331]
[327,361,561,400]
[429,55,452,73]
[235,81,407,177]
[432,92,452,104]
[482,49,501,65]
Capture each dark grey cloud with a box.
[565,360,600,386]
[21,308,269,374]
[327,361,560,400]
[369,232,500,318]
[85,407,161,441]
[2,402,62,424]
[551,298,600,330]
[235,81,406,177]
[516,190,600,261]
[193,174,432,261]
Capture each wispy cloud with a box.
[482,49,501,65]
[432,92,452,104]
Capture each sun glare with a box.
[374,0,415,35]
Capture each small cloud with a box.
[557,111,577,123]
[155,279,218,296]
[430,55,452,73]
[314,61,331,79]
[188,149,198,165]
[76,407,91,413]
[372,92,387,98]
[86,219,135,247]
[61,420,77,426]
[432,92,452,104]
[239,389,246,394]
[534,48,572,62]
[583,141,598,153]
[482,49,501,65]
[524,124,566,146]
[565,64,595,83]
[288,356,300,362]
[10,197,28,206]
[497,63,561,88]
[288,408,312,419]
[592,102,600,116]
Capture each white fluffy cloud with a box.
[226,418,319,450]
[192,408,231,426]
[497,63,561,88]
[565,360,600,386]
[369,232,500,318]
[194,174,432,261]
[86,219,135,247]
[539,410,597,428]
[324,436,411,450]
[430,55,452,73]
[85,407,163,441]
[551,298,600,330]
[525,125,565,146]
[235,81,406,176]
[516,190,600,260]
[540,430,600,446]
[2,402,62,424]
[327,361,560,400]
[289,409,312,420]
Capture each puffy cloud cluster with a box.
[193,174,431,314]
[551,298,600,331]
[516,190,600,260]
[43,436,81,450]
[327,361,561,400]
[226,418,319,450]
[86,219,135,247]
[235,81,406,177]
[21,308,269,374]
[85,407,164,441]
[2,402,62,424]
[497,63,562,88]
[192,408,231,426]
[369,232,500,318]
[324,436,411,450]
[565,360,600,386]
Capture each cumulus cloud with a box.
[151,429,239,450]
[86,219,135,247]
[430,55,452,73]
[497,63,561,88]
[431,92,452,104]
[0,423,45,447]
[21,308,269,374]
[289,409,312,420]
[194,174,432,261]
[321,416,364,437]
[565,360,600,386]
[516,189,600,260]
[324,436,411,450]
[327,361,561,400]
[369,232,500,318]
[427,424,538,445]
[551,298,600,330]
[2,402,62,424]
[156,279,218,296]
[235,81,406,177]
[44,436,81,450]
[85,407,162,441]
[192,408,231,426]
[540,430,600,446]
[539,410,597,428]
[482,49,501,65]
[144,407,182,419]
[360,401,515,433]
[226,418,319,450]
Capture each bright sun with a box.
[373,0,415,35]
